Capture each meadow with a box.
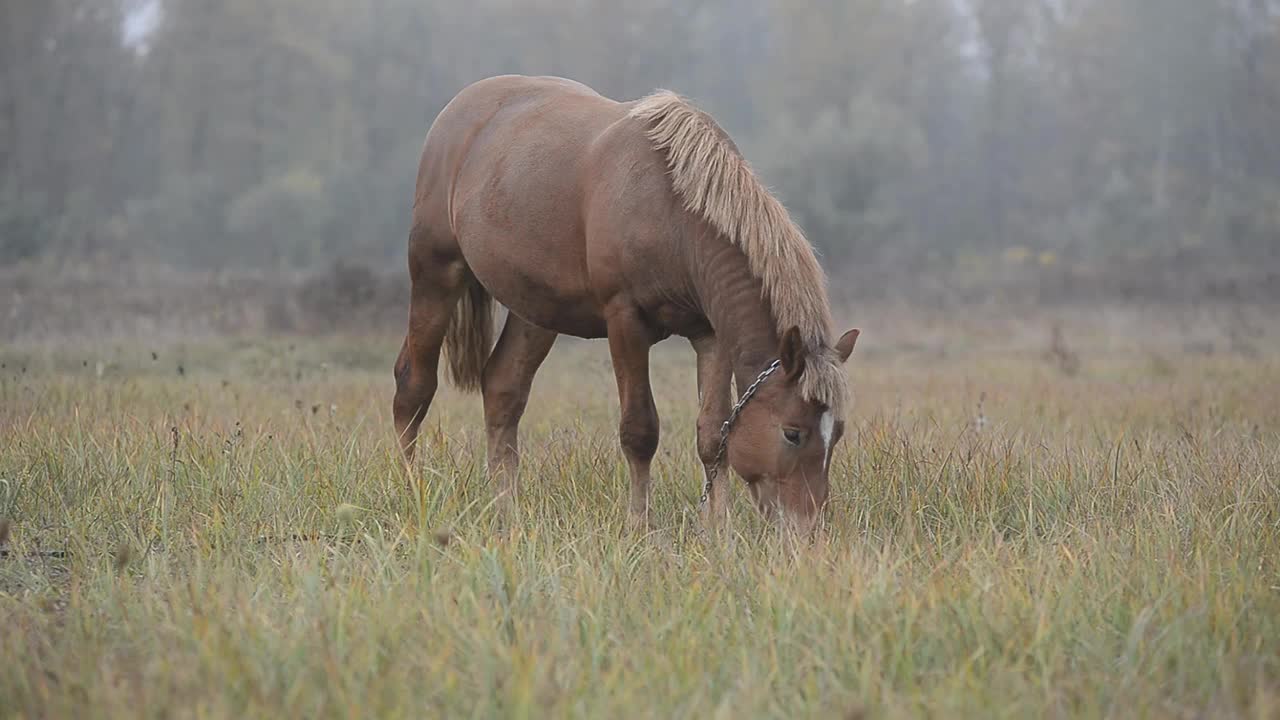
[2,305,1278,718]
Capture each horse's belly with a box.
[461,236,607,339]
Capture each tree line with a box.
[2,0,1278,278]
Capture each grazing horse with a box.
[393,75,859,533]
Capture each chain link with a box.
[700,359,783,507]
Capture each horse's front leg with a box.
[606,309,660,530]
[691,335,733,526]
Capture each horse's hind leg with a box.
[393,230,467,462]
[482,313,557,509]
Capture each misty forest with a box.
[4,0,1279,310]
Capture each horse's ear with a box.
[779,326,807,381]
[835,328,860,364]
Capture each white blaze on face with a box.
[819,410,835,470]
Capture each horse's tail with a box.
[443,279,493,393]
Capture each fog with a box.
[3,0,1279,337]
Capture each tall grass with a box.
[1,335,1278,718]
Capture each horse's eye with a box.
[782,428,803,447]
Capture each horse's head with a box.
[726,326,859,535]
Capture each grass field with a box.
[2,309,1279,718]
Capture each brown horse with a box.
[393,75,858,533]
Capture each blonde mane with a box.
[629,91,847,414]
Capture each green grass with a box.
[1,333,1278,718]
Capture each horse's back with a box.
[447,74,604,111]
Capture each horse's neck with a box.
[691,232,780,391]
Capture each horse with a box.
[392,75,859,533]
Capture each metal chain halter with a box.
[700,358,783,507]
